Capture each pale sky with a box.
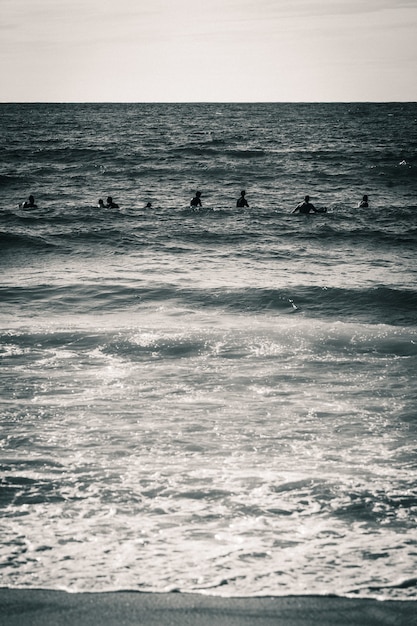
[1,0,416,102]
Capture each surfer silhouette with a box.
[358,194,369,208]
[292,195,317,214]
[190,191,202,209]
[236,190,249,208]
[20,195,37,209]
[106,196,119,208]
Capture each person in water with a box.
[20,195,37,209]
[292,195,318,214]
[145,202,152,208]
[106,196,119,208]
[358,194,369,208]
[236,190,249,208]
[98,199,105,208]
[190,191,202,208]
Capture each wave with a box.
[294,223,417,247]
[2,321,416,383]
[0,473,67,507]
[2,208,417,259]
[0,231,56,251]
[0,174,26,185]
[1,283,417,327]
[171,146,267,159]
[266,285,417,327]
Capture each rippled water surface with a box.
[1,103,417,598]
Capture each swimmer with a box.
[292,195,318,214]
[236,190,249,208]
[190,191,202,209]
[145,202,152,208]
[358,194,369,208]
[106,196,119,209]
[20,194,38,209]
[98,199,105,208]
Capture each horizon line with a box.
[1,100,416,105]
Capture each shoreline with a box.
[0,589,415,626]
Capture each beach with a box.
[1,589,415,626]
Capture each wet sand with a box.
[0,589,415,626]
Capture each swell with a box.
[2,208,417,254]
[1,283,417,327]
[0,231,57,250]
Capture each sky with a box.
[1,0,417,102]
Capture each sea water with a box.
[1,103,416,599]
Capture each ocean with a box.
[1,102,416,600]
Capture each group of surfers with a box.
[19,192,369,212]
[185,191,367,212]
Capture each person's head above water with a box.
[240,190,246,196]
[304,195,310,202]
[28,195,35,204]
[362,194,368,201]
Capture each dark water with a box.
[1,103,417,598]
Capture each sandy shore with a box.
[0,589,415,626]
